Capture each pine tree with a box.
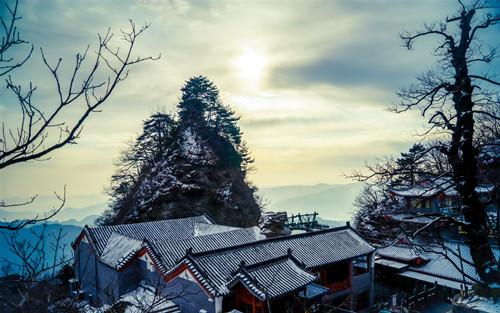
[100,77,261,227]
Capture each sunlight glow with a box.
[234,50,268,81]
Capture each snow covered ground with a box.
[77,285,181,313]
[456,295,500,313]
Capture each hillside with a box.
[0,223,82,276]
[103,77,260,227]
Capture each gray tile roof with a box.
[377,244,430,263]
[100,232,144,269]
[376,235,500,285]
[193,226,375,270]
[169,226,375,297]
[76,217,375,300]
[408,241,500,285]
[78,216,263,271]
[84,215,213,255]
[151,226,265,269]
[227,256,317,300]
[299,283,330,300]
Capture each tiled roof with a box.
[100,232,144,269]
[194,223,241,236]
[228,256,317,300]
[84,215,213,255]
[77,217,375,300]
[388,179,492,199]
[389,185,440,198]
[376,235,500,285]
[151,226,265,268]
[77,216,264,271]
[377,244,430,263]
[408,242,500,285]
[194,226,374,269]
[299,283,330,299]
[183,226,374,297]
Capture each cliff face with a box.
[103,77,261,228]
[110,127,261,228]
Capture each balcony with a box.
[329,278,350,292]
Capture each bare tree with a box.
[0,0,158,310]
[0,224,73,312]
[351,0,500,287]
[396,0,499,286]
[0,0,32,76]
[0,0,158,229]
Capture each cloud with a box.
[1,0,471,200]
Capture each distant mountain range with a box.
[0,202,105,227]
[0,222,82,276]
[260,182,363,223]
[0,183,362,276]
[1,183,363,227]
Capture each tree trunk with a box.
[448,9,499,286]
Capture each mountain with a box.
[0,223,82,276]
[260,182,363,222]
[51,204,105,222]
[104,78,260,227]
[0,203,105,226]
[55,215,100,227]
[316,216,346,228]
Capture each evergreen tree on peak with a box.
[99,77,260,227]
[179,76,218,127]
[178,76,251,172]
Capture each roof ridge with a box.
[241,253,290,271]
[191,224,351,258]
[86,215,212,230]
[152,225,258,247]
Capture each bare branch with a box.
[470,74,500,86]
[0,187,66,230]
[0,21,158,170]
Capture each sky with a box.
[1,0,497,211]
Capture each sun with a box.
[234,49,268,82]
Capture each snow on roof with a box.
[193,222,241,236]
[377,235,500,285]
[100,232,144,269]
[375,258,410,270]
[408,241,500,285]
[385,213,436,225]
[228,256,318,300]
[83,215,213,255]
[77,217,375,300]
[389,179,493,199]
[77,215,266,272]
[377,244,430,263]
[151,226,265,269]
[389,184,441,198]
[398,271,471,290]
[182,226,374,296]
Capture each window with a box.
[326,261,349,284]
[353,255,369,276]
